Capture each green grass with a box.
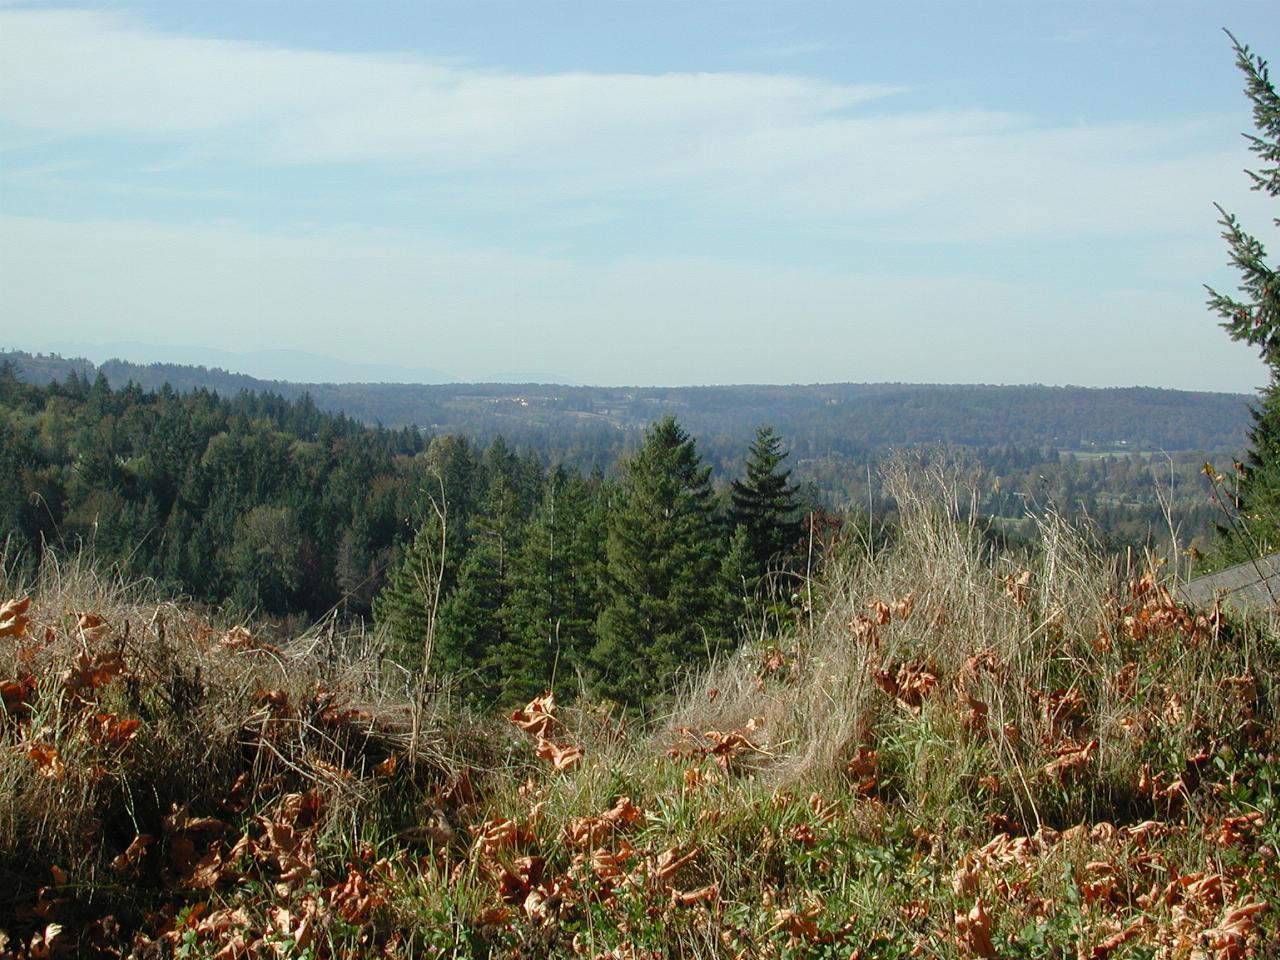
[2,467,1277,958]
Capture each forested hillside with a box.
[0,362,1246,636]
[2,350,1252,455]
[2,370,820,709]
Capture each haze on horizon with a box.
[1,0,1278,393]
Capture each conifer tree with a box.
[592,416,730,709]
[728,426,804,589]
[373,491,449,672]
[429,468,527,701]
[495,470,600,705]
[433,538,508,701]
[1207,33,1280,557]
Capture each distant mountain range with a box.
[1,348,1254,457]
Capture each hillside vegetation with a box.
[0,363,1244,628]
[2,351,1251,456]
[2,466,1276,958]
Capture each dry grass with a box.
[1,465,1277,958]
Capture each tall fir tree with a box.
[496,470,601,706]
[430,468,528,702]
[373,494,450,672]
[1206,33,1280,559]
[433,537,508,702]
[728,426,804,590]
[592,416,730,709]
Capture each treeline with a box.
[0,370,808,709]
[375,419,807,710]
[0,368,430,617]
[2,351,1252,455]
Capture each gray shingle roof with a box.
[1179,552,1280,614]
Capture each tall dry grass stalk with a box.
[668,456,1274,824]
[0,555,499,911]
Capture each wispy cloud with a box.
[0,8,1255,244]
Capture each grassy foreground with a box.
[1,467,1277,959]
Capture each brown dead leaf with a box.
[1204,900,1268,957]
[327,865,383,923]
[535,737,583,771]
[185,843,227,890]
[654,846,699,882]
[0,598,32,638]
[760,646,787,676]
[844,747,879,796]
[891,593,915,620]
[1042,739,1096,783]
[703,729,761,768]
[77,612,107,642]
[89,712,142,745]
[26,743,64,779]
[1000,570,1031,607]
[472,819,522,860]
[847,614,879,645]
[957,688,989,733]
[1218,674,1257,707]
[165,804,229,837]
[1084,918,1148,960]
[768,899,825,943]
[1038,687,1087,736]
[874,659,939,714]
[867,600,891,626]
[671,883,718,907]
[218,625,281,654]
[1215,811,1264,847]
[1,677,36,722]
[475,905,512,925]
[588,840,638,886]
[61,650,126,696]
[510,691,558,738]
[111,833,153,873]
[954,898,996,958]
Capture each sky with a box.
[1,1,1278,390]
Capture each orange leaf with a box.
[1,677,35,721]
[654,846,699,882]
[0,597,32,638]
[535,737,583,771]
[90,712,142,745]
[1042,739,1096,783]
[111,834,153,872]
[26,743,64,779]
[510,691,557,738]
[954,898,996,958]
[670,882,718,907]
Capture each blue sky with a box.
[1,1,1278,389]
